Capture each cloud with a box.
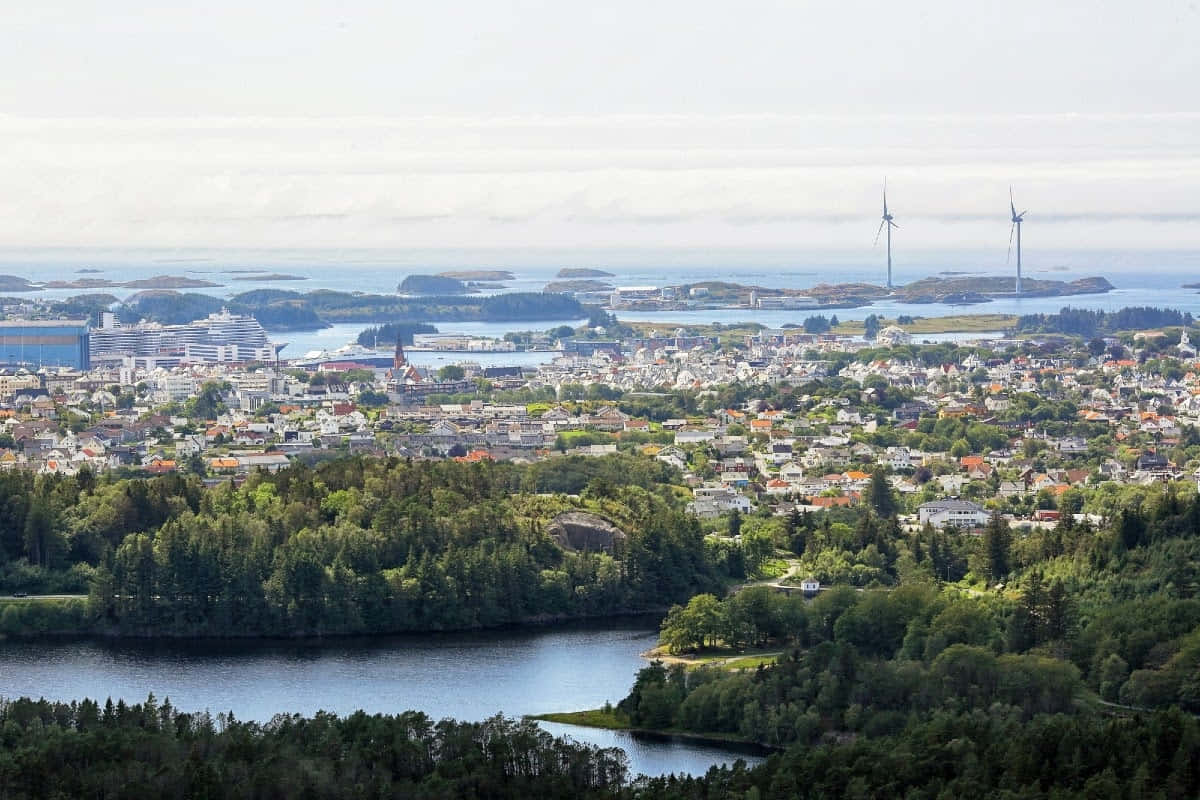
[0,113,1199,249]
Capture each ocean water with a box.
[3,247,1199,357]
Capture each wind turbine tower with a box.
[874,181,898,289]
[1008,188,1027,296]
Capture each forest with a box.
[0,698,628,799]
[622,481,1200,744]
[2,460,1200,795]
[0,455,734,637]
[1014,305,1194,337]
[0,694,1197,798]
[355,321,439,347]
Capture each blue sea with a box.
[3,247,1199,358]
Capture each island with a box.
[556,268,615,278]
[436,270,516,281]
[398,275,473,294]
[42,278,123,289]
[608,275,1114,312]
[0,275,38,292]
[894,275,1113,304]
[120,275,223,289]
[43,275,224,290]
[138,287,591,329]
[75,268,102,273]
[230,273,308,281]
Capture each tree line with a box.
[0,697,627,799]
[0,455,735,637]
[1014,305,1194,337]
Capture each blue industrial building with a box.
[0,320,91,369]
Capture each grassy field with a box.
[722,654,782,670]
[529,709,631,729]
[643,644,785,671]
[833,314,1017,335]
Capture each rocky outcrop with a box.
[547,511,627,555]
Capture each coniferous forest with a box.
[0,455,728,637]
[3,456,1200,796]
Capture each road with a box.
[729,557,803,595]
[0,594,87,601]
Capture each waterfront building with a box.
[90,310,278,366]
[0,320,91,369]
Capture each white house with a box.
[918,499,990,529]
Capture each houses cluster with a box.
[4,323,1200,534]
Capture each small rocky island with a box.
[556,268,614,278]
[398,275,474,294]
[436,270,515,281]
[231,273,308,281]
[34,274,224,290]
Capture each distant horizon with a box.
[1,244,1199,274]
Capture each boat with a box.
[288,342,396,369]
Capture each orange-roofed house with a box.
[765,478,792,496]
[808,496,852,508]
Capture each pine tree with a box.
[727,508,742,538]
[983,512,1011,583]
[866,470,898,518]
[1044,578,1070,640]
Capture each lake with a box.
[0,620,766,778]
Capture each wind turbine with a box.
[1007,187,1027,296]
[874,181,898,289]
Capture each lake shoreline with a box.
[0,603,670,645]
[529,710,781,755]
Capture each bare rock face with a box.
[547,511,627,555]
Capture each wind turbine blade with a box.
[890,221,899,229]
[1020,210,1028,218]
[1007,222,1015,263]
[1010,186,1016,218]
[874,219,886,246]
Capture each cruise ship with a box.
[289,342,397,369]
[90,309,283,366]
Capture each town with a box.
[0,307,1195,559]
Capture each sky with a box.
[0,0,1198,257]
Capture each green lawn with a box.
[833,313,1017,335]
[529,709,630,729]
